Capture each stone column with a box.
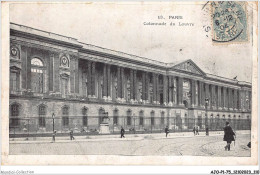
[152,73,157,104]
[198,81,201,107]
[75,57,79,94]
[91,62,96,97]
[142,72,146,102]
[211,85,215,109]
[103,64,107,98]
[168,76,173,106]
[172,76,176,104]
[121,67,125,100]
[107,64,111,100]
[134,70,138,101]
[217,86,222,109]
[117,66,121,99]
[228,88,233,110]
[238,90,242,110]
[177,77,183,106]
[233,89,238,110]
[130,69,134,101]
[248,91,251,111]
[191,80,196,107]
[146,72,149,102]
[223,87,227,109]
[163,75,167,105]
[156,74,160,104]
[87,61,92,97]
[49,53,54,91]
[201,82,205,107]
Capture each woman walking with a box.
[223,121,236,151]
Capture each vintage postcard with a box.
[1,1,258,166]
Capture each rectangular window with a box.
[139,117,143,126]
[83,116,88,127]
[10,118,19,127]
[161,117,164,125]
[151,117,155,126]
[10,72,17,91]
[127,116,131,125]
[61,78,69,98]
[113,116,118,125]
[39,117,46,127]
[62,117,69,127]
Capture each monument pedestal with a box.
[99,124,110,134]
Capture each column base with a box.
[229,108,234,111]
[130,99,135,104]
[168,102,173,106]
[218,107,222,110]
[107,96,112,101]
[212,106,217,110]
[153,101,157,105]
[163,102,168,106]
[156,101,160,105]
[223,107,228,110]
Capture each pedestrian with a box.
[165,126,170,138]
[196,126,199,135]
[120,126,125,138]
[193,126,196,136]
[223,121,236,151]
[52,130,56,143]
[206,126,209,136]
[69,130,75,140]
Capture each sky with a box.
[10,2,254,82]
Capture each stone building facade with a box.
[9,23,252,133]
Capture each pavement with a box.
[9,130,251,156]
[9,130,250,144]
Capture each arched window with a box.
[39,105,46,127]
[99,108,105,124]
[139,110,144,126]
[10,103,20,127]
[31,57,44,93]
[127,110,132,126]
[161,111,165,125]
[113,109,118,125]
[82,107,88,127]
[62,106,69,127]
[151,111,155,126]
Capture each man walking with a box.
[193,126,196,136]
[120,126,125,138]
[165,126,170,138]
[69,130,75,140]
[196,126,199,135]
[206,126,209,136]
[223,121,236,151]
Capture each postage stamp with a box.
[211,1,248,43]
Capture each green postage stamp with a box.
[211,1,248,43]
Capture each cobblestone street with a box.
[10,133,251,156]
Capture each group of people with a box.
[192,126,200,136]
[51,122,241,152]
[52,130,75,142]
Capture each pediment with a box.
[171,60,205,76]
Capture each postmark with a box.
[211,1,248,43]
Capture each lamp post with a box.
[52,113,55,133]
[205,98,209,128]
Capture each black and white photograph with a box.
[1,1,258,170]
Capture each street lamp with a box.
[205,98,209,128]
[52,113,55,133]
